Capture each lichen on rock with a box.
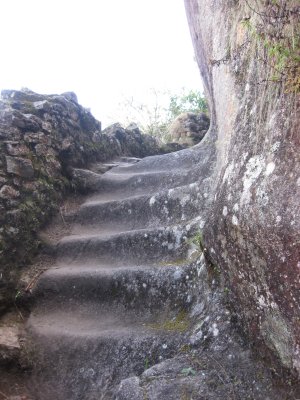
[185,0,300,376]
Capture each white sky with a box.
[0,0,203,127]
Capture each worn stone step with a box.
[22,155,218,399]
[71,182,204,233]
[26,306,188,400]
[110,145,211,174]
[31,261,200,313]
[93,169,196,201]
[28,301,192,335]
[56,227,189,265]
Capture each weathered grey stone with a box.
[0,326,20,365]
[159,141,186,153]
[22,148,297,399]
[103,123,161,157]
[115,377,143,400]
[23,131,49,144]
[185,0,300,374]
[11,112,41,132]
[0,176,7,186]
[0,126,21,141]
[6,156,34,179]
[41,121,52,133]
[6,142,29,156]
[71,168,103,192]
[61,138,73,150]
[169,112,210,146]
[61,91,78,103]
[1,88,44,102]
[0,185,19,199]
[33,100,51,112]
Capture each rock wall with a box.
[0,89,161,314]
[185,0,300,374]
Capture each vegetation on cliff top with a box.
[244,0,300,92]
[112,88,208,142]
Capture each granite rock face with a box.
[185,0,300,374]
[0,89,162,314]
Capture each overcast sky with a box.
[0,0,203,126]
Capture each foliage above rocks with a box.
[243,0,300,93]
[112,88,209,143]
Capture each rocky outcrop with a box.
[0,89,161,314]
[168,112,210,146]
[185,0,300,375]
[102,122,161,157]
[23,158,293,399]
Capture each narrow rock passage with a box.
[25,150,291,399]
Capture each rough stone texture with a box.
[0,185,20,200]
[0,89,162,314]
[1,2,299,395]
[115,377,143,400]
[20,159,296,399]
[102,122,161,158]
[168,112,210,146]
[185,0,300,376]
[158,141,187,153]
[6,156,34,179]
[0,326,20,365]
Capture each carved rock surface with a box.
[23,157,293,399]
[185,0,300,374]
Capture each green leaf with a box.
[15,290,21,300]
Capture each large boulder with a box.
[185,0,300,375]
[168,112,210,146]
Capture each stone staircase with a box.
[24,150,290,399]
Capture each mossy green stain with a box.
[148,310,190,333]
